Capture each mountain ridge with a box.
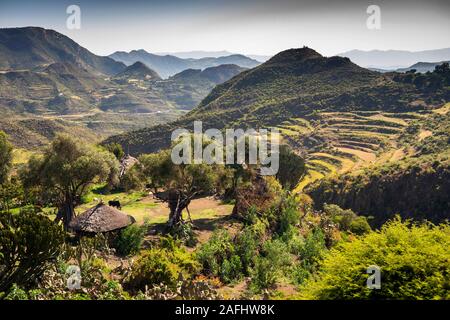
[0,27,126,76]
[109,49,260,78]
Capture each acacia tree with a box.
[140,149,230,228]
[21,135,120,229]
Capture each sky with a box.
[0,0,449,57]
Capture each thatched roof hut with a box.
[69,203,136,234]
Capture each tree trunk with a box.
[166,191,191,228]
[55,194,75,230]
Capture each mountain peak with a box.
[268,46,322,64]
[115,61,161,80]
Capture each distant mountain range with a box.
[339,48,450,70]
[367,60,450,73]
[108,49,260,78]
[156,51,272,62]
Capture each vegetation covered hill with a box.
[105,47,449,154]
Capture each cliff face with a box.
[307,155,450,226]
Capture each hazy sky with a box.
[0,0,449,56]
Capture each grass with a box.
[12,148,35,165]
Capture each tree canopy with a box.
[21,135,120,228]
[139,148,230,228]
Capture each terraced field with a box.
[291,110,432,192]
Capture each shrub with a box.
[171,221,197,247]
[126,238,199,290]
[300,218,450,300]
[0,209,65,295]
[349,216,371,235]
[220,255,243,283]
[234,227,263,274]
[250,239,293,291]
[299,227,326,271]
[324,204,371,235]
[114,224,146,256]
[196,229,235,278]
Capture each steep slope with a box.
[0,27,125,76]
[109,49,259,78]
[0,61,108,114]
[106,47,449,154]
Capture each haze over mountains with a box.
[156,51,272,62]
[108,49,260,78]
[339,48,450,70]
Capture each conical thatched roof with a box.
[69,203,135,233]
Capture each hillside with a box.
[109,49,259,78]
[0,27,125,76]
[105,47,449,154]
[306,108,450,225]
[0,27,251,146]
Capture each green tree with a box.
[21,135,119,229]
[0,131,13,185]
[139,148,229,228]
[103,142,125,160]
[275,144,305,190]
[0,209,65,295]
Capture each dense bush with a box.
[0,209,65,295]
[324,204,371,235]
[114,224,146,256]
[250,239,293,291]
[196,229,237,281]
[125,237,199,290]
[300,218,450,299]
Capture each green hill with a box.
[105,47,449,155]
